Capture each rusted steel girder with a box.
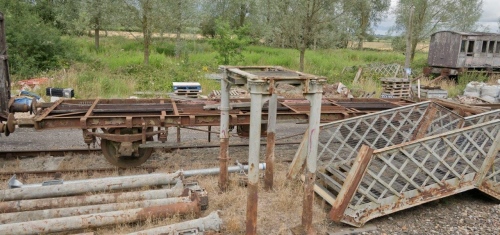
[28,98,411,131]
[0,193,200,235]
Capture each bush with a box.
[3,0,80,78]
[155,43,176,57]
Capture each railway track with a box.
[0,141,299,181]
[0,141,300,158]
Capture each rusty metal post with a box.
[0,172,181,201]
[127,210,222,235]
[177,126,181,143]
[0,194,200,235]
[0,196,192,224]
[0,12,11,118]
[218,73,231,192]
[208,125,212,142]
[246,81,268,235]
[264,93,277,190]
[302,82,323,234]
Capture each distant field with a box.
[362,41,430,52]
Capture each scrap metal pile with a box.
[0,171,221,235]
[289,101,500,227]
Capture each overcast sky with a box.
[375,0,499,35]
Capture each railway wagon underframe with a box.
[13,97,411,168]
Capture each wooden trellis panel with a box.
[303,105,500,227]
[316,101,463,169]
[362,63,405,79]
[327,120,500,227]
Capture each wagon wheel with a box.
[100,128,153,168]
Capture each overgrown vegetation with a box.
[2,0,80,77]
[26,35,430,99]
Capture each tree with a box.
[392,0,483,62]
[123,0,166,65]
[272,0,344,71]
[199,0,256,38]
[347,0,390,49]
[209,21,249,65]
[80,0,122,51]
[164,0,198,58]
[1,0,79,77]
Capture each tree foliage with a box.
[209,21,250,65]
[199,0,256,38]
[268,0,344,71]
[1,0,79,77]
[392,0,483,61]
[345,0,390,49]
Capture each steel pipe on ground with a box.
[0,172,181,201]
[0,182,184,213]
[10,164,264,189]
[183,163,266,178]
[128,210,223,235]
[0,196,192,224]
[0,194,200,235]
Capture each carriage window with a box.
[489,41,495,53]
[482,41,488,53]
[460,40,467,53]
[467,41,475,55]
[496,41,500,53]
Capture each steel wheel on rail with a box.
[100,128,153,168]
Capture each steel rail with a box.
[0,141,300,159]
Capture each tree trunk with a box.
[142,0,152,65]
[175,0,182,59]
[357,38,363,50]
[94,19,100,51]
[299,47,305,72]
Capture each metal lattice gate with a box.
[289,102,500,227]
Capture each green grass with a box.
[19,35,433,99]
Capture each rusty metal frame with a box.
[0,11,10,121]
[303,103,500,227]
[327,120,500,227]
[219,66,326,234]
[27,98,409,131]
[312,101,463,170]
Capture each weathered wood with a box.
[329,145,373,222]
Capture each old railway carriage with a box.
[425,31,500,76]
